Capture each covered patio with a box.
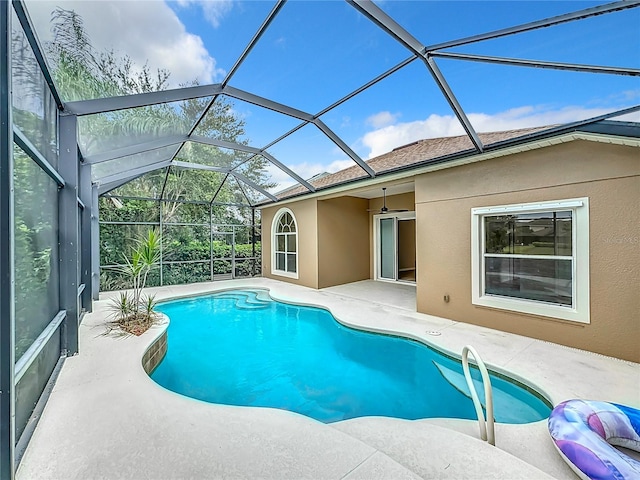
[322,280,417,311]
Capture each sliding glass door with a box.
[375,213,416,283]
[379,218,395,280]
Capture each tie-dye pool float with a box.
[548,399,640,480]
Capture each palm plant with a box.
[125,229,162,310]
[109,292,134,322]
[140,294,159,318]
[108,229,162,334]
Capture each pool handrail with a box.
[462,345,495,446]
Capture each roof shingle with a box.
[277,125,553,200]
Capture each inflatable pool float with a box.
[548,399,640,480]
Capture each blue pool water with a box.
[150,290,551,424]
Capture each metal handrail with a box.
[461,345,495,445]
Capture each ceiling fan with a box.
[367,187,409,214]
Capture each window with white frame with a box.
[272,208,298,278]
[471,198,589,323]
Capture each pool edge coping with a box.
[152,286,555,416]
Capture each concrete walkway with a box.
[17,278,639,479]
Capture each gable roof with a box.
[271,121,640,203]
[277,125,552,200]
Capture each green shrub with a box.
[100,231,261,290]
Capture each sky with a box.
[24,0,640,191]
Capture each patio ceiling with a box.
[21,0,640,206]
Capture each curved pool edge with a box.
[268,289,555,415]
[140,313,170,375]
[18,279,635,480]
[152,285,555,417]
[269,289,569,414]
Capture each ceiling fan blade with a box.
[366,208,408,213]
[366,187,409,213]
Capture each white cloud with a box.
[266,158,357,193]
[366,111,400,128]
[326,158,358,173]
[361,104,640,158]
[268,102,640,191]
[25,0,223,87]
[176,0,233,28]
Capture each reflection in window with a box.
[273,210,297,277]
[484,257,572,306]
[15,328,61,440]
[472,198,589,324]
[483,211,573,306]
[11,10,58,168]
[14,144,60,360]
[484,212,572,256]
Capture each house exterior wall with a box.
[261,198,318,289]
[317,197,370,289]
[414,140,640,362]
[262,193,415,289]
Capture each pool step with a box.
[255,291,273,303]
[236,291,272,310]
[433,361,486,406]
[433,360,541,424]
[214,291,273,310]
[236,302,271,311]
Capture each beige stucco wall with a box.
[261,192,416,289]
[262,196,371,289]
[415,140,640,362]
[368,192,416,278]
[317,197,370,288]
[261,198,319,289]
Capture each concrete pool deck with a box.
[17,278,639,479]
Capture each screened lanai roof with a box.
[21,0,640,206]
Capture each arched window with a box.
[272,208,298,278]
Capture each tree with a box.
[46,8,274,217]
[11,20,60,359]
[44,8,267,289]
[108,230,162,335]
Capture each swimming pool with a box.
[150,289,551,424]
